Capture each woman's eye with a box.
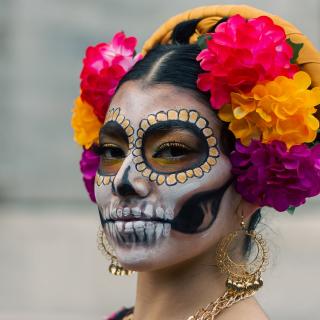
[97,144,126,176]
[101,146,125,159]
[153,143,192,159]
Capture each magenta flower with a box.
[79,148,100,202]
[80,32,142,122]
[231,140,320,211]
[196,15,298,109]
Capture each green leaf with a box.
[197,34,212,50]
[286,39,304,64]
[287,206,296,215]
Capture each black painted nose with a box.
[113,166,138,197]
[112,163,151,198]
[115,181,137,197]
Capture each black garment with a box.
[110,307,134,320]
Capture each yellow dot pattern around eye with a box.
[95,173,115,186]
[133,109,220,186]
[177,172,187,183]
[96,108,135,183]
[104,107,135,150]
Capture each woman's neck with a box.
[133,252,226,320]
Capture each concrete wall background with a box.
[0,0,319,203]
[0,0,319,319]
[1,203,320,320]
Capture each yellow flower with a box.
[71,96,102,148]
[218,71,320,148]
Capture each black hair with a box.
[118,18,261,254]
[119,43,207,103]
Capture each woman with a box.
[71,5,320,320]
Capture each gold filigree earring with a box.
[185,214,269,320]
[216,213,268,296]
[97,226,134,276]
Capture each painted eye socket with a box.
[144,139,208,174]
[97,143,126,175]
[153,142,192,160]
[138,119,211,175]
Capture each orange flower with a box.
[218,72,320,147]
[71,96,102,148]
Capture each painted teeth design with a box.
[163,223,171,236]
[115,221,124,232]
[144,204,153,217]
[110,223,116,239]
[133,221,145,229]
[132,207,142,217]
[124,221,134,233]
[123,207,130,216]
[156,207,165,219]
[165,208,174,220]
[155,223,163,240]
[105,220,172,246]
[145,222,155,243]
[116,208,123,218]
[103,204,174,222]
[133,221,145,242]
[121,232,132,243]
[111,208,117,219]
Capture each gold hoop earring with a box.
[97,225,134,276]
[216,213,268,296]
[189,214,269,319]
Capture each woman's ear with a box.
[228,185,260,228]
[237,198,260,221]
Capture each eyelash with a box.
[158,141,191,151]
[153,141,192,158]
[95,141,192,159]
[95,143,125,158]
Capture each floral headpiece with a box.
[71,15,320,213]
[194,15,320,212]
[71,32,142,201]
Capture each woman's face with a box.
[95,81,241,271]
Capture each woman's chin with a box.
[115,243,169,271]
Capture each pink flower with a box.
[197,15,298,109]
[231,140,320,212]
[80,148,100,202]
[80,32,142,122]
[80,64,126,122]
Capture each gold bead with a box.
[109,264,117,275]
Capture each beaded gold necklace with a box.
[123,288,255,320]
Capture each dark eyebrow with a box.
[99,121,128,143]
[144,120,203,136]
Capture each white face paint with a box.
[95,81,236,271]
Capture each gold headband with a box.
[142,4,320,87]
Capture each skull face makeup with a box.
[95,81,236,271]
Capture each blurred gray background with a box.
[0,0,319,319]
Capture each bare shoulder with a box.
[218,297,269,320]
